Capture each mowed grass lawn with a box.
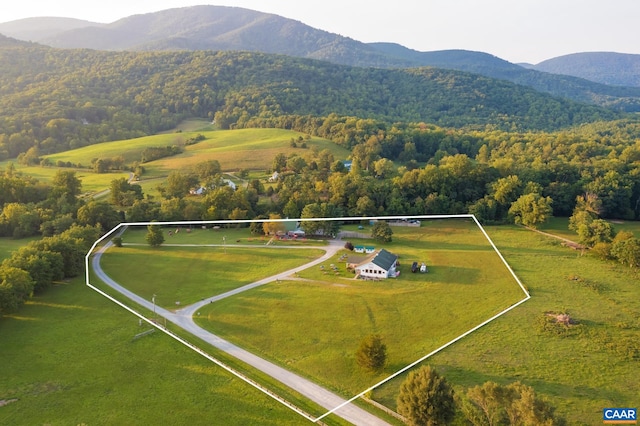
[0,278,304,426]
[194,219,527,396]
[98,245,325,308]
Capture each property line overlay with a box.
[85,215,530,424]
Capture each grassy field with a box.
[191,220,526,398]
[372,224,639,425]
[143,128,349,178]
[0,278,306,426]
[1,128,349,198]
[40,128,348,179]
[117,226,328,246]
[540,216,640,239]
[99,243,325,308]
[0,163,129,196]
[2,220,639,425]
[0,236,39,261]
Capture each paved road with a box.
[92,240,390,426]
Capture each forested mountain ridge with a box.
[0,38,619,159]
[529,52,640,88]
[0,17,103,42]
[1,6,640,111]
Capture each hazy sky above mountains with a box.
[2,0,639,64]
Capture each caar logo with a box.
[603,408,637,424]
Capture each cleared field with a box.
[40,128,348,178]
[145,128,348,177]
[0,277,305,426]
[539,216,640,239]
[0,236,39,261]
[372,224,640,425]
[118,226,328,247]
[193,219,526,397]
[0,163,129,195]
[99,244,325,308]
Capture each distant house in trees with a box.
[269,171,280,182]
[347,249,398,279]
[223,179,237,190]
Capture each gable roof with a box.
[371,249,398,271]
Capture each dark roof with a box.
[371,249,398,271]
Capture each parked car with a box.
[420,263,428,273]
[411,261,418,273]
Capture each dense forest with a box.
[0,35,622,160]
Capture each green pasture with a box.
[98,244,325,308]
[0,278,305,426]
[118,226,328,247]
[372,224,639,425]
[539,216,640,239]
[608,219,640,237]
[193,219,526,397]
[44,133,190,166]
[144,128,348,177]
[0,236,38,261]
[40,128,348,180]
[0,163,129,195]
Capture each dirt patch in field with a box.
[0,399,18,407]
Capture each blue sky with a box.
[1,0,639,64]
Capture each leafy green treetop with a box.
[397,365,456,426]
[371,221,393,243]
[355,334,387,372]
[146,222,165,247]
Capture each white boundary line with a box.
[85,214,530,424]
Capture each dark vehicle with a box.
[411,261,418,273]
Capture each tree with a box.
[110,177,142,207]
[262,213,285,236]
[397,365,456,426]
[575,218,615,248]
[611,233,640,268]
[50,170,82,207]
[373,158,395,178]
[3,247,64,292]
[77,200,122,232]
[146,222,165,247]
[355,334,387,372]
[504,382,562,425]
[371,221,393,243]
[508,193,553,229]
[0,265,34,314]
[461,381,563,426]
[460,381,508,426]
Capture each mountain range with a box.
[1,5,639,99]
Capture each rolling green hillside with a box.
[0,37,620,161]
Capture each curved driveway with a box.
[92,239,390,426]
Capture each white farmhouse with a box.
[350,249,398,279]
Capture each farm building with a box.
[353,245,375,254]
[347,249,398,279]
